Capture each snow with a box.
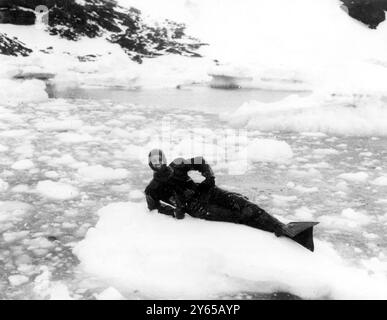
[36,180,80,200]
[3,0,387,97]
[0,24,212,92]
[74,201,387,299]
[122,0,387,94]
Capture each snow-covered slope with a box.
[2,0,387,95]
[0,0,203,61]
[126,0,387,93]
[0,0,214,102]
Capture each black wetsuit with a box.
[144,157,286,236]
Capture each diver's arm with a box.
[189,156,215,180]
[144,184,185,219]
[172,157,215,189]
[144,182,174,217]
[145,193,176,217]
[190,157,216,191]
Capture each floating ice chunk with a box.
[371,176,387,186]
[0,144,9,152]
[289,168,321,178]
[293,185,318,193]
[15,255,33,266]
[48,283,75,300]
[0,201,33,223]
[286,181,296,188]
[0,130,30,138]
[78,165,129,182]
[338,172,369,183]
[11,184,30,193]
[294,207,316,220]
[272,194,298,207]
[121,114,146,122]
[62,222,77,229]
[111,184,132,193]
[33,266,74,300]
[8,275,29,286]
[303,162,331,169]
[313,148,339,156]
[320,208,373,230]
[129,190,144,201]
[363,232,379,240]
[45,171,60,179]
[95,287,125,300]
[224,94,387,136]
[336,181,349,191]
[360,152,373,157]
[75,202,387,299]
[14,144,34,158]
[36,180,79,200]
[35,119,84,132]
[244,139,293,164]
[26,237,55,250]
[301,132,327,137]
[11,159,34,170]
[362,257,387,275]
[56,132,94,143]
[3,231,29,243]
[0,178,9,192]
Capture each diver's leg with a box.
[207,187,286,236]
[239,202,286,236]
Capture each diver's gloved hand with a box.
[174,207,185,220]
[158,205,175,217]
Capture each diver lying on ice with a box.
[144,149,318,252]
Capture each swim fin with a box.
[283,222,319,252]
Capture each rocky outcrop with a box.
[0,33,32,56]
[0,6,36,25]
[341,0,387,29]
[0,0,204,62]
